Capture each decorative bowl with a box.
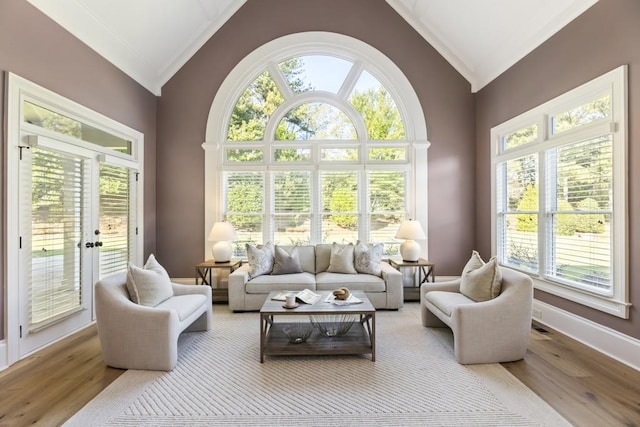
[282,322,314,344]
[310,314,356,337]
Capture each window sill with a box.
[532,277,630,319]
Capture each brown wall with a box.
[156,0,476,278]
[475,0,640,338]
[0,0,157,340]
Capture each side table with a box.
[388,258,435,301]
[195,259,242,303]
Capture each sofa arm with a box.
[380,262,403,309]
[229,264,251,311]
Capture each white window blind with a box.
[99,163,134,279]
[26,147,86,328]
[224,171,265,253]
[368,170,407,255]
[273,171,311,245]
[320,171,359,243]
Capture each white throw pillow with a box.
[126,255,174,307]
[246,241,275,278]
[354,241,384,276]
[459,252,502,302]
[327,243,357,274]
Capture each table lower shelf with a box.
[262,321,374,360]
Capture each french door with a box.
[18,135,138,357]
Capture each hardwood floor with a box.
[1,318,639,426]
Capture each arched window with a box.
[205,33,429,258]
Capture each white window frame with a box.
[491,66,629,318]
[204,32,430,257]
[4,73,145,367]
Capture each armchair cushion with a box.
[460,253,502,302]
[126,260,173,307]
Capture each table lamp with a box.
[208,221,238,262]
[395,219,426,262]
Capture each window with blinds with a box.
[273,171,311,245]
[491,66,627,317]
[99,163,133,279]
[26,147,86,328]
[368,170,407,256]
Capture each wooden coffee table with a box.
[259,291,376,363]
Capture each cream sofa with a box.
[229,244,403,311]
[95,272,213,371]
[420,267,533,364]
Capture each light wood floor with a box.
[1,317,639,426]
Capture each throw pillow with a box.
[271,245,303,275]
[246,241,275,278]
[460,255,503,302]
[462,250,485,275]
[126,256,174,307]
[327,242,357,274]
[144,253,170,280]
[354,241,384,276]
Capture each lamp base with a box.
[212,241,233,263]
[400,240,421,262]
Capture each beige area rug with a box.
[65,303,569,426]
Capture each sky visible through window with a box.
[293,55,382,94]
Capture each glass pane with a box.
[29,147,84,326]
[225,172,264,255]
[227,71,283,141]
[226,149,263,162]
[321,171,358,242]
[278,55,352,94]
[274,148,311,162]
[502,155,538,213]
[552,94,610,135]
[501,213,539,272]
[273,170,311,253]
[349,70,405,140]
[502,124,538,150]
[23,101,132,154]
[99,164,132,279]
[320,148,358,161]
[275,103,356,140]
[274,215,311,246]
[369,171,406,256]
[369,147,406,161]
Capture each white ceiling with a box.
[27,0,598,95]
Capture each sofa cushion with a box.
[316,272,386,292]
[327,243,357,274]
[126,261,174,307]
[460,256,503,302]
[277,245,315,273]
[246,242,274,278]
[155,294,207,321]
[425,291,475,317]
[315,244,333,273]
[354,241,383,276]
[245,272,316,294]
[271,245,303,275]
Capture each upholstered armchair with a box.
[95,272,213,371]
[420,267,533,364]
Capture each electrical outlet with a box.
[532,308,542,319]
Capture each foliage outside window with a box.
[222,55,408,256]
[492,66,628,318]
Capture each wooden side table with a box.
[388,258,435,301]
[195,259,242,303]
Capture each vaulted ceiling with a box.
[27,0,598,95]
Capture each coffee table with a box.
[259,290,376,363]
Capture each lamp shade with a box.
[208,222,238,262]
[208,222,238,242]
[395,220,425,262]
[394,220,426,240]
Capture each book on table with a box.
[271,289,322,305]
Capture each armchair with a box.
[95,272,213,371]
[420,267,533,364]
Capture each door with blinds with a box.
[18,136,137,356]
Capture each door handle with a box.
[85,242,94,248]
[95,241,103,247]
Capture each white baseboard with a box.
[533,299,640,372]
[0,341,7,372]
